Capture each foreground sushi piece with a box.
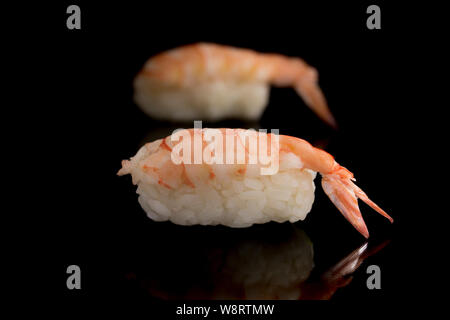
[134,43,336,127]
[118,129,392,238]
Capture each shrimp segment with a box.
[136,43,336,126]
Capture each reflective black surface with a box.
[122,223,391,300]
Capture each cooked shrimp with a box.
[134,43,336,126]
[118,129,392,237]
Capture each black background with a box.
[18,1,436,317]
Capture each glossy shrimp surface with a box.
[118,129,392,237]
[134,43,336,126]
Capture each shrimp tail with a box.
[321,167,393,238]
[295,69,337,128]
[117,160,132,176]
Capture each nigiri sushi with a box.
[134,43,336,127]
[118,128,392,237]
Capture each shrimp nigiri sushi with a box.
[118,129,392,238]
[134,43,336,127]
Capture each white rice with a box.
[134,76,269,121]
[124,145,317,227]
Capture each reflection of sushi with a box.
[126,224,389,300]
[217,226,313,300]
[118,129,393,238]
[134,43,336,127]
[128,224,314,300]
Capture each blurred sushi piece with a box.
[134,43,336,127]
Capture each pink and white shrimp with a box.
[134,43,336,127]
[118,129,392,237]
